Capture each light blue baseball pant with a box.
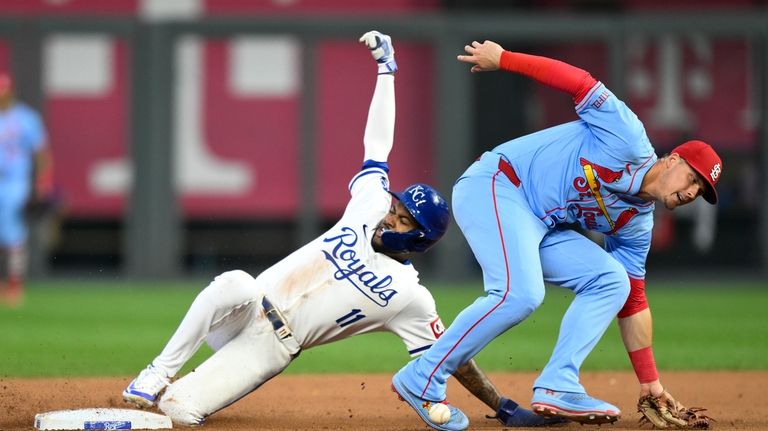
[397,155,630,401]
[0,182,30,247]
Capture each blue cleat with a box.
[123,364,170,408]
[531,388,620,425]
[493,397,570,427]
[391,372,469,431]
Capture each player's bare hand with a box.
[457,40,504,73]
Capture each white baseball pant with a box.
[151,270,295,425]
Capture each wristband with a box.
[628,346,659,383]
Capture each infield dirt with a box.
[1,371,765,430]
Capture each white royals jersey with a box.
[254,165,445,356]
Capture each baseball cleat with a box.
[531,388,620,425]
[123,365,170,408]
[391,372,469,431]
[359,30,397,74]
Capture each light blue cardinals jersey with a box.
[0,103,47,184]
[489,82,656,278]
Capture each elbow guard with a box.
[617,277,648,318]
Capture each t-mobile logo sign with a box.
[44,33,299,197]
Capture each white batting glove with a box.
[359,30,397,74]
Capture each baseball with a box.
[428,402,451,424]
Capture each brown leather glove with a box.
[638,391,713,429]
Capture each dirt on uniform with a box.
[1,371,765,430]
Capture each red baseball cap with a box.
[671,140,722,204]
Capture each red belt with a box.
[498,158,521,187]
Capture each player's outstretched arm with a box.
[458,40,597,104]
[616,279,667,396]
[618,304,713,428]
[618,308,659,391]
[359,31,396,163]
[453,359,566,427]
[452,359,501,411]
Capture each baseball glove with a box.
[637,391,714,429]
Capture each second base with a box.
[34,408,172,430]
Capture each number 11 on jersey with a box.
[336,309,366,328]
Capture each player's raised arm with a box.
[458,40,597,105]
[359,31,397,164]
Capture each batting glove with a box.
[359,30,397,74]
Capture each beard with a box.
[371,221,386,252]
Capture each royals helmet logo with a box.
[406,184,428,207]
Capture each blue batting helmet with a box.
[381,183,450,253]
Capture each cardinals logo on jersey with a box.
[572,158,640,235]
[606,207,639,236]
[579,157,623,183]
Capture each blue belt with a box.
[261,296,301,357]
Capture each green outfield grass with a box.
[1,279,766,377]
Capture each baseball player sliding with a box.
[391,40,721,430]
[123,32,562,429]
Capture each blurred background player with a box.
[391,40,722,428]
[122,31,562,429]
[0,72,54,307]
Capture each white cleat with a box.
[359,30,397,74]
[123,365,170,408]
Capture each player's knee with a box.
[600,265,631,301]
[158,390,205,426]
[199,270,255,304]
[492,283,545,316]
[514,289,545,315]
[617,276,631,300]
[213,269,253,287]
